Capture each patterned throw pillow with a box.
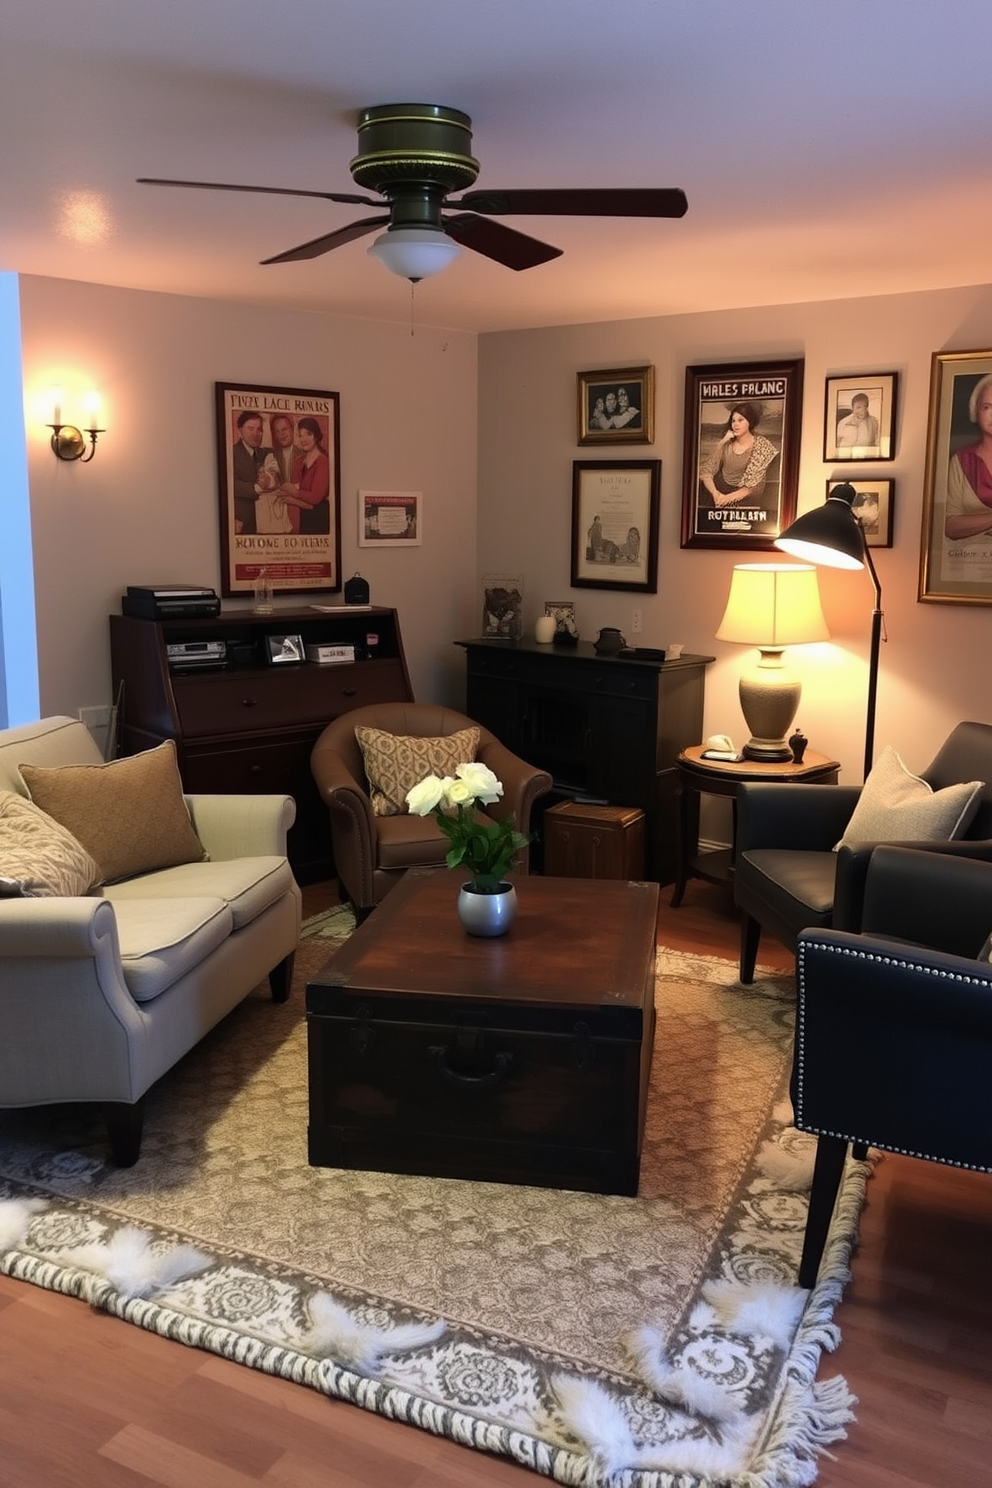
[355,726,481,817]
[835,744,983,850]
[0,789,100,897]
[20,740,206,885]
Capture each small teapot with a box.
[594,626,627,656]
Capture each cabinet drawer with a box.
[172,660,408,736]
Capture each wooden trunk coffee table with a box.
[306,869,659,1195]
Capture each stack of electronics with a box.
[121,584,220,620]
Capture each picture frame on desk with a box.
[571,460,660,593]
[215,382,341,600]
[265,633,304,665]
[680,358,803,550]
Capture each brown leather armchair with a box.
[311,702,553,917]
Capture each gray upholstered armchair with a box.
[311,701,552,917]
[794,845,992,1288]
[734,721,992,983]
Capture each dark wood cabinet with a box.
[456,638,713,884]
[110,607,412,882]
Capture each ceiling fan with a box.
[138,102,688,282]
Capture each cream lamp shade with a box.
[715,563,830,761]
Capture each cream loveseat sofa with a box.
[0,716,301,1164]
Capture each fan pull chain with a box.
[410,281,416,336]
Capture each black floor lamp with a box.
[775,482,883,783]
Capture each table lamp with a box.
[775,482,882,782]
[715,563,830,761]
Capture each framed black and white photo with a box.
[577,365,655,446]
[681,359,803,550]
[571,460,660,592]
[823,373,897,461]
[481,574,523,638]
[265,633,304,665]
[827,478,894,548]
[215,382,341,599]
[919,349,992,605]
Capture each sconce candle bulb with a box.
[47,388,105,462]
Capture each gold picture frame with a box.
[577,365,655,446]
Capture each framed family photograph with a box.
[215,382,341,600]
[827,478,894,548]
[358,489,422,547]
[680,359,804,550]
[919,349,992,605]
[823,372,897,461]
[571,460,660,592]
[577,365,655,446]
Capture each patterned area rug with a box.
[0,905,867,1486]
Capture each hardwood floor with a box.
[1,879,990,1487]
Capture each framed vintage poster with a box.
[577,365,655,446]
[823,372,897,461]
[571,460,660,592]
[680,359,803,550]
[919,349,992,605]
[827,478,894,548]
[215,382,341,599]
[358,490,422,547]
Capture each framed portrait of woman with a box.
[680,359,804,550]
[215,382,341,599]
[919,349,992,605]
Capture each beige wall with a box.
[478,283,992,787]
[16,272,992,793]
[18,275,478,717]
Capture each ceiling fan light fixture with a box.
[367,227,461,281]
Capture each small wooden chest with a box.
[543,802,646,881]
[306,871,658,1195]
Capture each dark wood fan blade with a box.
[443,213,561,270]
[260,216,389,265]
[137,177,380,208]
[453,187,688,219]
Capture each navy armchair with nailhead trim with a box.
[793,844,992,1288]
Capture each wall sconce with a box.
[48,388,105,462]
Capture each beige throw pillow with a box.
[21,740,206,884]
[835,744,983,850]
[356,725,481,817]
[0,788,100,897]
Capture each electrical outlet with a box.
[631,608,643,634]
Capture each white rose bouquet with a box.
[406,762,531,894]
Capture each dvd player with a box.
[166,640,228,670]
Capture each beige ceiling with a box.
[3,0,990,334]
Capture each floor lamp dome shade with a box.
[716,563,830,761]
[775,482,883,783]
[774,482,864,569]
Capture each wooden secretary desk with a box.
[110,606,412,883]
[457,638,713,885]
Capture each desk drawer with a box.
[173,660,407,736]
